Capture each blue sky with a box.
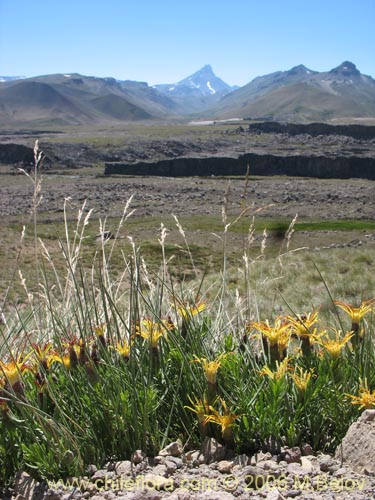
[0,0,374,86]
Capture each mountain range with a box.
[212,61,375,122]
[0,61,374,126]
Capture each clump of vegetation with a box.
[0,143,374,490]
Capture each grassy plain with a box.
[0,171,374,313]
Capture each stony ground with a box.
[6,125,375,167]
[0,173,374,223]
[10,439,375,500]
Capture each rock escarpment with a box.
[104,153,375,180]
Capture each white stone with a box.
[217,460,234,473]
[158,439,183,457]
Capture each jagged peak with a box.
[329,61,360,76]
[188,64,216,78]
[199,64,213,72]
[287,64,315,75]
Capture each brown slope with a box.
[214,81,375,122]
[90,94,152,120]
[0,75,176,126]
[0,80,93,125]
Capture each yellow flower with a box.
[259,357,289,380]
[136,319,169,348]
[285,311,319,340]
[290,366,313,392]
[63,337,88,367]
[318,329,353,358]
[0,397,7,412]
[347,379,375,409]
[334,299,375,324]
[31,343,62,370]
[250,318,291,348]
[185,394,211,422]
[61,354,71,370]
[203,398,240,437]
[0,378,8,412]
[193,354,225,384]
[276,328,292,354]
[177,301,206,320]
[93,323,106,336]
[308,328,326,344]
[115,341,131,360]
[0,357,29,390]
[93,323,107,347]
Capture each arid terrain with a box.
[0,122,375,304]
[1,171,375,224]
[2,121,375,168]
[0,121,374,228]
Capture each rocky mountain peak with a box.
[178,64,220,88]
[191,64,215,77]
[166,65,234,97]
[329,61,361,77]
[287,64,315,76]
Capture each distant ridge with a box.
[209,61,375,122]
[0,73,178,126]
[0,62,374,125]
[0,76,25,83]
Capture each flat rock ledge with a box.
[8,438,375,500]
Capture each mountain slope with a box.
[90,94,152,120]
[0,73,178,126]
[154,65,237,113]
[210,62,375,122]
[0,80,92,125]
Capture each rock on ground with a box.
[335,409,375,475]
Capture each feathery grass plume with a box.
[17,141,45,328]
[172,214,199,279]
[260,228,268,257]
[285,214,298,251]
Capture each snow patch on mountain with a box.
[207,81,216,94]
